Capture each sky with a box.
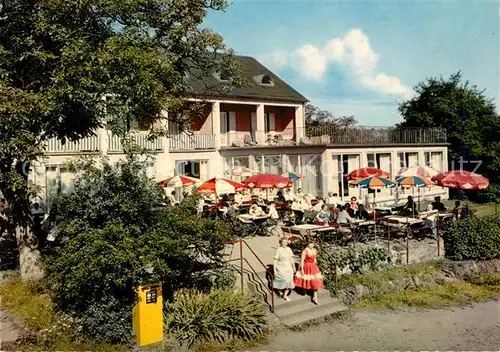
[204,0,499,126]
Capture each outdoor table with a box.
[385,216,424,225]
[238,214,269,236]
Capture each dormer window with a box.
[213,71,230,82]
[261,74,273,85]
[253,74,275,86]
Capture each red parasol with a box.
[244,174,292,189]
[431,170,489,190]
[158,175,199,188]
[347,168,390,181]
[197,177,245,195]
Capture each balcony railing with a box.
[45,136,100,154]
[306,126,447,145]
[169,133,216,151]
[108,133,163,153]
[220,126,447,148]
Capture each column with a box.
[255,103,265,144]
[321,151,332,198]
[212,101,221,149]
[154,110,170,181]
[295,105,305,142]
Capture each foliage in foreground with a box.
[43,159,234,343]
[0,0,241,280]
[0,277,125,351]
[444,215,500,261]
[164,289,267,348]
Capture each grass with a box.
[420,200,498,218]
[336,262,441,291]
[0,276,126,351]
[354,272,500,310]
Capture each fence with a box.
[168,133,216,151]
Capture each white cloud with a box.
[263,28,414,98]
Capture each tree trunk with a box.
[15,224,43,281]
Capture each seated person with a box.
[345,203,355,217]
[356,204,370,220]
[221,193,230,202]
[249,201,265,217]
[276,190,286,203]
[201,205,211,218]
[350,196,359,210]
[325,192,340,208]
[450,200,462,220]
[431,196,446,212]
[316,204,331,225]
[401,196,418,216]
[267,203,280,222]
[312,198,324,212]
[233,191,244,206]
[335,205,353,234]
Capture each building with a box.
[31,55,449,205]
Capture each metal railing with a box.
[45,135,100,154]
[305,126,447,145]
[108,133,163,152]
[226,239,275,313]
[220,126,447,147]
[168,133,216,151]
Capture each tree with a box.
[305,103,357,134]
[398,72,500,199]
[44,157,234,342]
[0,0,240,280]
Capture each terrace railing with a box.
[304,126,447,145]
[108,132,163,153]
[45,135,100,154]
[169,133,216,151]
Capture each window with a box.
[424,152,431,166]
[261,75,273,85]
[367,153,377,168]
[45,165,76,198]
[301,155,322,196]
[175,160,208,179]
[333,154,361,199]
[253,155,264,173]
[264,155,282,174]
[431,151,443,171]
[264,112,275,133]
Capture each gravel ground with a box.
[257,301,500,351]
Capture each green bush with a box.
[317,245,389,293]
[444,215,500,261]
[44,158,234,344]
[164,289,267,348]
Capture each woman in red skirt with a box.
[294,240,324,305]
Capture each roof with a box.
[185,55,308,104]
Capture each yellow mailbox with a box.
[132,283,163,346]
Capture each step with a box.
[279,301,349,327]
[246,271,349,327]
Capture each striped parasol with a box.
[158,175,200,188]
[283,171,304,181]
[197,177,245,195]
[347,168,390,181]
[396,175,435,188]
[350,175,397,189]
[398,165,440,178]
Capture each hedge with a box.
[444,215,500,261]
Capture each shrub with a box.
[44,158,234,344]
[164,289,267,348]
[317,245,389,293]
[444,215,500,261]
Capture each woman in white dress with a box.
[273,238,296,301]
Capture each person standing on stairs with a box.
[294,240,324,305]
[273,238,296,301]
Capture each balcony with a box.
[169,133,216,151]
[45,135,100,154]
[306,126,447,145]
[108,132,163,153]
[219,126,447,148]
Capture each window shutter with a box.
[229,112,236,132]
[269,112,275,131]
[220,112,228,133]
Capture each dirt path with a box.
[258,301,500,351]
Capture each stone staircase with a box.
[243,267,349,328]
